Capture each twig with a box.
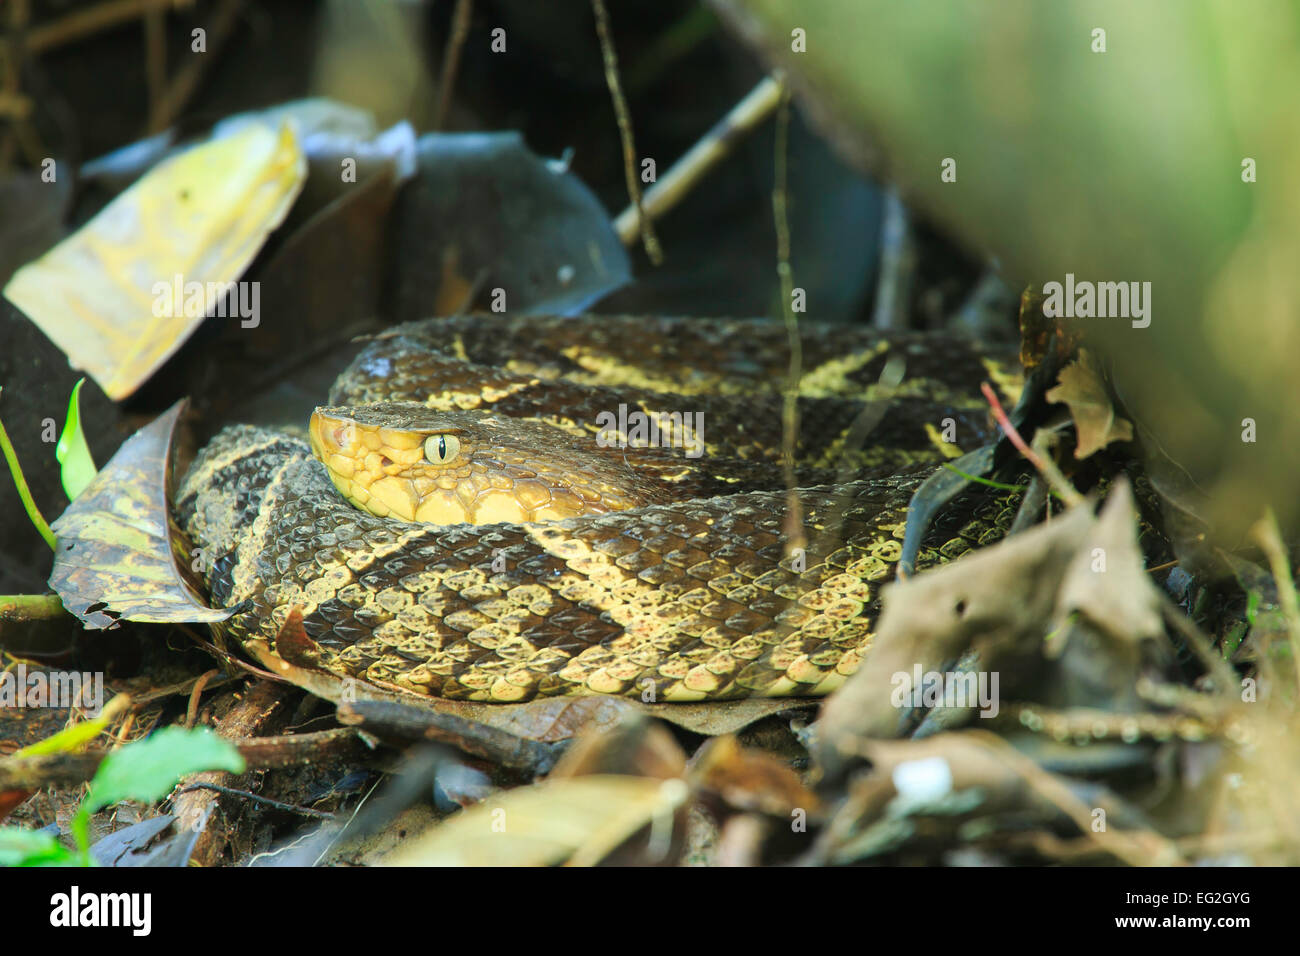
[432,0,473,131]
[1249,508,1300,699]
[0,0,30,170]
[614,75,782,246]
[0,728,370,791]
[1157,595,1240,698]
[24,0,178,55]
[0,388,57,550]
[175,783,337,820]
[143,2,167,121]
[147,0,246,133]
[871,186,916,330]
[980,381,1084,508]
[964,729,1184,866]
[1145,558,1180,574]
[174,622,289,684]
[185,668,221,728]
[0,91,32,119]
[771,76,805,556]
[591,0,661,265]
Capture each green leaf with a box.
[55,378,97,501]
[0,388,57,550]
[15,695,126,758]
[83,727,245,815]
[0,827,78,867]
[70,727,244,857]
[1245,589,1261,628]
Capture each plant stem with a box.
[0,398,57,550]
[0,593,68,622]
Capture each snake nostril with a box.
[379,455,393,468]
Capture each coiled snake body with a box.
[177,315,1021,702]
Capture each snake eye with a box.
[423,433,461,465]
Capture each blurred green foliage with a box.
[720,0,1300,536]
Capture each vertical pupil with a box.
[436,436,446,460]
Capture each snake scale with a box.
[176,314,1023,702]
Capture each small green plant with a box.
[0,726,244,866]
[0,378,98,551]
[0,385,56,550]
[56,377,97,501]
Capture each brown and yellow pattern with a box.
[176,314,1022,702]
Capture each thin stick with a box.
[591,0,661,265]
[0,91,32,119]
[175,783,337,820]
[964,729,1182,866]
[25,0,177,55]
[174,622,289,685]
[1158,595,1240,697]
[432,0,473,132]
[147,0,246,133]
[143,2,167,121]
[871,186,916,329]
[614,75,782,246]
[1250,508,1300,699]
[185,668,221,728]
[771,76,805,555]
[980,381,1084,508]
[0,728,369,791]
[0,390,56,550]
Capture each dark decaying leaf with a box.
[390,132,631,318]
[819,501,1095,752]
[48,400,234,628]
[816,481,1177,777]
[549,716,686,781]
[689,735,820,818]
[811,732,1178,866]
[1051,481,1162,650]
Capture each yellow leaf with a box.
[14,693,130,757]
[381,775,689,867]
[3,123,306,400]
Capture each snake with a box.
[176,314,1023,703]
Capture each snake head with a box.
[309,402,667,525]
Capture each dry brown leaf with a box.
[816,480,1178,780]
[817,502,1095,756]
[690,735,820,817]
[1051,480,1163,652]
[1045,349,1134,458]
[549,716,686,781]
